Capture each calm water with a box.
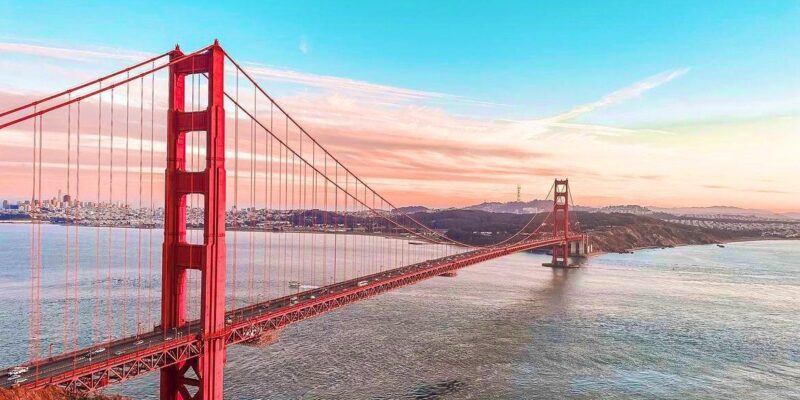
[1,225,798,399]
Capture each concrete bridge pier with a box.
[568,235,592,257]
[543,235,591,268]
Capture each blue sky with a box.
[0,1,798,210]
[2,1,797,121]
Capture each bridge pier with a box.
[569,235,590,257]
[543,236,590,268]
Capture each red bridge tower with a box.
[551,179,570,267]
[161,42,227,400]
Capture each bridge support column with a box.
[161,41,226,400]
[568,238,586,257]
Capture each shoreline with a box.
[1,222,795,252]
[614,236,797,254]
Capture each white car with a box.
[6,374,20,381]
[10,367,28,375]
[11,377,27,387]
[93,348,106,354]
[134,340,144,346]
[357,280,368,287]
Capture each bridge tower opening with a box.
[161,42,227,400]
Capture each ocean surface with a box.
[0,225,798,399]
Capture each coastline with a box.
[613,236,797,254]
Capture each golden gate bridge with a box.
[0,41,587,399]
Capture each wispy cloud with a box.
[299,36,310,55]
[546,68,690,123]
[241,63,449,101]
[0,41,795,210]
[509,68,689,138]
[0,41,153,62]
[0,40,501,107]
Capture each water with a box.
[0,224,798,399]
[0,224,460,366]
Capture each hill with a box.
[409,210,758,252]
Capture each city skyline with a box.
[0,1,798,212]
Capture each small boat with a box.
[409,241,427,245]
[717,244,725,248]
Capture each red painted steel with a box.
[551,179,571,266]
[161,41,226,400]
[18,235,580,393]
[0,41,590,399]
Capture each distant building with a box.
[2,200,7,209]
[600,205,652,215]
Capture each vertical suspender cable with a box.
[233,68,239,311]
[74,101,81,350]
[122,75,130,337]
[147,64,155,330]
[137,76,144,337]
[108,87,115,343]
[64,95,72,352]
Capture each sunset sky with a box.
[0,1,798,212]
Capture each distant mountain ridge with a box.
[395,201,799,220]
[465,199,555,213]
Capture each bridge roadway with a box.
[2,234,581,392]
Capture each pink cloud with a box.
[0,42,797,211]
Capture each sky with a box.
[0,0,798,212]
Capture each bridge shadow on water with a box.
[536,262,585,310]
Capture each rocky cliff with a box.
[0,387,125,400]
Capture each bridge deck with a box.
[3,235,581,392]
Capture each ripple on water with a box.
[0,229,795,399]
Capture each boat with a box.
[717,244,725,248]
